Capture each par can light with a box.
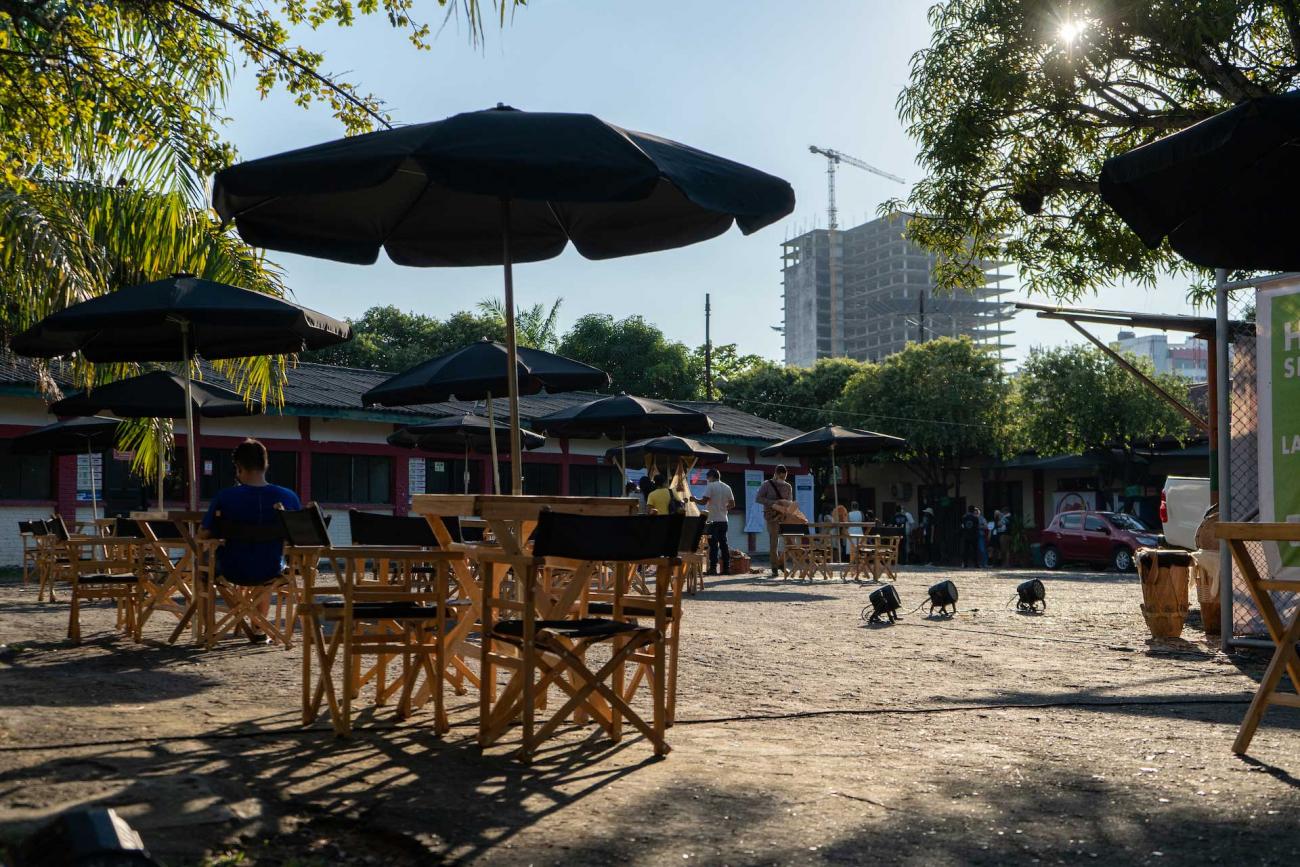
[1017,578,1046,612]
[863,584,902,624]
[927,580,959,616]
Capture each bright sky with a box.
[220,0,1203,370]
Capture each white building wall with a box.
[0,505,54,568]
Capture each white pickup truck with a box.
[1161,476,1211,550]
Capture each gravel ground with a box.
[2,564,1299,866]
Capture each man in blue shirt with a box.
[200,439,301,639]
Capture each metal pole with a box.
[500,197,523,496]
[486,392,501,495]
[704,293,713,401]
[1215,267,1233,647]
[87,441,98,521]
[157,425,165,509]
[918,290,925,344]
[181,326,198,511]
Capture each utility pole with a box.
[704,293,714,400]
[917,289,926,344]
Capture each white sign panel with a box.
[794,474,815,523]
[408,457,426,501]
[744,469,766,533]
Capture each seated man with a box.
[200,438,301,642]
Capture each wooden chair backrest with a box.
[533,512,685,562]
[348,509,439,547]
[278,503,332,549]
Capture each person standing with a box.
[755,465,794,577]
[645,474,676,515]
[959,505,980,568]
[975,506,989,567]
[919,506,935,564]
[998,508,1012,566]
[700,468,735,576]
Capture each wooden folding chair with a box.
[588,515,703,726]
[18,521,41,587]
[349,508,479,696]
[476,511,684,761]
[849,535,885,583]
[283,505,462,736]
[64,537,146,644]
[37,516,83,602]
[1217,522,1300,754]
[134,518,200,635]
[173,515,296,649]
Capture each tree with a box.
[0,1,510,191]
[304,305,505,371]
[1012,345,1193,472]
[837,337,1010,499]
[557,314,698,399]
[896,2,1290,301]
[719,357,868,431]
[693,342,766,399]
[477,297,564,351]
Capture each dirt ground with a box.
[2,563,1300,866]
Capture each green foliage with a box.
[557,313,700,399]
[895,0,1294,301]
[837,337,1009,493]
[720,357,870,431]
[1012,344,1193,457]
[696,342,767,395]
[477,297,564,351]
[303,305,505,371]
[0,1,512,191]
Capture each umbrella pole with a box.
[181,327,198,511]
[500,197,524,496]
[831,443,839,511]
[463,441,470,495]
[157,423,165,509]
[486,392,501,495]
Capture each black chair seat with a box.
[492,617,644,641]
[586,601,674,618]
[322,600,459,620]
[76,573,142,584]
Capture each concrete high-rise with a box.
[780,213,1014,367]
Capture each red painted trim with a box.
[0,499,57,507]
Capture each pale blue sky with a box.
[220,0,1199,368]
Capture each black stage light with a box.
[927,580,959,616]
[863,584,902,624]
[14,807,157,866]
[1017,578,1046,612]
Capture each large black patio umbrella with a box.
[388,414,546,494]
[213,105,794,493]
[11,275,350,509]
[534,393,713,481]
[50,371,261,507]
[12,416,123,518]
[760,424,905,510]
[1099,92,1300,270]
[364,338,606,493]
[604,435,728,466]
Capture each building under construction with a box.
[780,213,1014,367]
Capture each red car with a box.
[1040,510,1161,572]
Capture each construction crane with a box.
[808,146,906,357]
[808,146,906,230]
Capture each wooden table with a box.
[806,522,875,564]
[1217,522,1300,754]
[130,510,206,644]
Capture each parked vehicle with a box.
[1040,510,1162,572]
[1161,476,1211,551]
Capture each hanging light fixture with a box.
[1017,578,1046,612]
[863,584,902,624]
[927,580,959,616]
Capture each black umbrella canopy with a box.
[11,416,123,455]
[532,393,713,440]
[213,105,796,267]
[605,435,727,465]
[49,371,261,419]
[363,339,609,406]
[388,414,546,453]
[760,424,905,458]
[1099,92,1300,271]
[9,274,352,362]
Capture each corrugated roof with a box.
[0,355,802,445]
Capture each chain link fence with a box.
[1224,284,1297,641]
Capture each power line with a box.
[724,394,1004,431]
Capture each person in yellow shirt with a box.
[645,474,676,515]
